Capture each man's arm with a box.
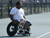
[23,16,26,19]
[10,14,16,24]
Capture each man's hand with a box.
[12,21,16,24]
[23,16,26,19]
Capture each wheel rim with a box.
[9,25,15,32]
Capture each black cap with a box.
[16,1,22,5]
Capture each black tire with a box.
[7,22,17,36]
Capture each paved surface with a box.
[0,12,50,38]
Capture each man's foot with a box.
[19,29,25,34]
[25,31,30,34]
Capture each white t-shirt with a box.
[10,7,25,20]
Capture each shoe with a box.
[25,31,30,34]
[19,30,25,34]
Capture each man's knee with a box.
[24,21,32,26]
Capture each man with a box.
[10,1,32,34]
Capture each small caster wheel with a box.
[21,34,25,36]
[28,34,30,36]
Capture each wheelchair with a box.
[6,20,31,36]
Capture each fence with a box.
[0,0,50,18]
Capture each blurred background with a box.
[0,0,50,18]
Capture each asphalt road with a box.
[0,12,50,38]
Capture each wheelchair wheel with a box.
[7,22,17,36]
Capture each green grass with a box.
[0,12,9,18]
[3,12,8,18]
[0,6,50,18]
[33,6,49,13]
[4,6,11,9]
[23,7,27,15]
[0,12,1,15]
[4,7,8,9]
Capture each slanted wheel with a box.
[7,22,17,36]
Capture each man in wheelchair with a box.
[10,1,32,34]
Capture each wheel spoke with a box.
[10,25,14,32]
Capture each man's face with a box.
[17,2,22,8]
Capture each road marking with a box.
[36,31,50,38]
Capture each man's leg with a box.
[20,20,32,34]
[23,25,30,30]
[23,20,31,30]
[15,20,20,31]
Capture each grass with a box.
[4,6,11,9]
[0,12,9,18]
[23,7,27,15]
[0,12,1,15]
[33,6,49,13]
[0,6,50,18]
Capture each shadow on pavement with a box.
[0,35,29,38]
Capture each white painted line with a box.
[36,31,50,38]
